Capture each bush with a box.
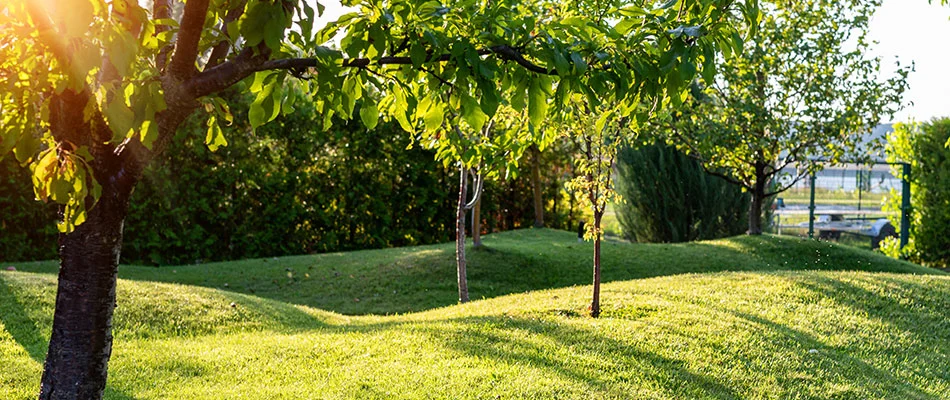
[0,158,58,261]
[884,118,950,268]
[121,90,458,264]
[615,142,750,243]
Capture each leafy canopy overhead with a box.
[0,0,756,231]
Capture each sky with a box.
[867,0,950,123]
[312,0,950,123]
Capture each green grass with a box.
[780,188,888,207]
[2,229,948,399]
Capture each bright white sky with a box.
[312,0,950,123]
[867,0,950,123]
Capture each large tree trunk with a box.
[38,90,139,399]
[530,145,544,228]
[472,195,482,247]
[39,183,133,399]
[455,166,470,303]
[590,211,603,318]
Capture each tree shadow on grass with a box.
[724,309,943,399]
[0,272,140,400]
[343,315,743,399]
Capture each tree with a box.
[664,0,909,234]
[0,0,752,397]
[563,99,629,318]
[439,111,531,303]
[883,119,950,268]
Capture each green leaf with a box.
[423,102,444,132]
[140,119,158,149]
[104,97,135,141]
[206,116,227,152]
[410,43,427,67]
[249,78,280,128]
[13,130,39,164]
[702,44,717,85]
[240,2,270,47]
[658,0,678,9]
[616,19,635,35]
[359,100,379,129]
[528,78,548,128]
[570,52,588,74]
[460,94,488,132]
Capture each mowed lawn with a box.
[2,229,948,399]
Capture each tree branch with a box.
[153,0,172,72]
[168,0,210,78]
[186,44,554,101]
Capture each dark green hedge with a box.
[615,142,749,243]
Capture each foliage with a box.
[479,143,582,233]
[615,142,749,242]
[563,100,630,240]
[663,0,909,233]
[0,0,757,232]
[123,89,458,265]
[884,118,950,268]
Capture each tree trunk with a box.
[38,90,141,399]
[472,195,482,247]
[530,145,544,228]
[590,211,603,318]
[39,183,132,400]
[455,165,470,303]
[748,163,767,235]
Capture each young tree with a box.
[664,0,909,234]
[563,99,629,318]
[437,111,531,303]
[0,0,753,397]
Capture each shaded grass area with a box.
[1,270,948,399]
[8,229,934,315]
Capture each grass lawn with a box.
[2,229,948,399]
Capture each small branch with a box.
[154,0,172,72]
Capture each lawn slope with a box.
[2,269,948,399]
[8,229,934,315]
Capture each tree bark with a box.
[471,195,482,247]
[530,145,544,228]
[455,165,470,303]
[590,211,603,318]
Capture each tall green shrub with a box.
[615,143,749,243]
[884,118,950,268]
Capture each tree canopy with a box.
[662,0,909,233]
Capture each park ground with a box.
[1,229,948,399]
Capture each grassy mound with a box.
[9,229,933,315]
[2,230,947,398]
